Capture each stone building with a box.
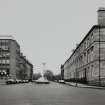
[18,54,33,81]
[0,36,33,80]
[63,8,105,86]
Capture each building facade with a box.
[18,54,33,81]
[63,8,105,86]
[0,36,33,81]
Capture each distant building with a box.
[18,54,33,81]
[0,36,33,80]
[63,7,105,86]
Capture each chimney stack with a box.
[98,7,105,26]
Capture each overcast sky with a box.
[0,0,105,74]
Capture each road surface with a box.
[0,82,105,105]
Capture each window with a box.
[84,42,86,49]
[84,52,86,56]
[0,59,10,65]
[90,46,94,52]
[91,33,93,41]
[1,45,9,51]
[81,44,83,52]
[5,46,9,50]
[6,59,10,64]
[2,59,6,64]
[87,49,90,63]
[0,60,2,64]
[5,40,9,43]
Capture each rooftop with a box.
[0,35,14,39]
[98,7,105,12]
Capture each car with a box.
[21,80,25,83]
[59,80,65,84]
[15,79,20,83]
[6,79,16,84]
[25,80,29,83]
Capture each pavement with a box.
[0,79,6,85]
[63,82,105,89]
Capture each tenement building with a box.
[63,8,105,86]
[0,36,33,81]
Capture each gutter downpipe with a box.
[99,25,101,86]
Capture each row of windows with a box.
[75,33,94,55]
[0,40,9,45]
[68,44,94,66]
[0,45,9,51]
[0,59,10,64]
[66,46,94,68]
[65,64,94,79]
[0,52,10,58]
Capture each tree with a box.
[53,74,61,81]
[43,70,54,81]
[33,73,42,80]
[0,71,7,79]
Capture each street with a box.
[0,82,105,105]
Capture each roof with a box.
[98,7,105,12]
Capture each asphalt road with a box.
[0,82,105,105]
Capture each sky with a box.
[0,0,105,74]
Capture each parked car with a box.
[15,79,20,83]
[6,79,16,84]
[22,80,29,83]
[59,80,65,84]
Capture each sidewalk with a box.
[0,79,6,85]
[64,82,105,89]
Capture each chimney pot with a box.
[98,7,105,26]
